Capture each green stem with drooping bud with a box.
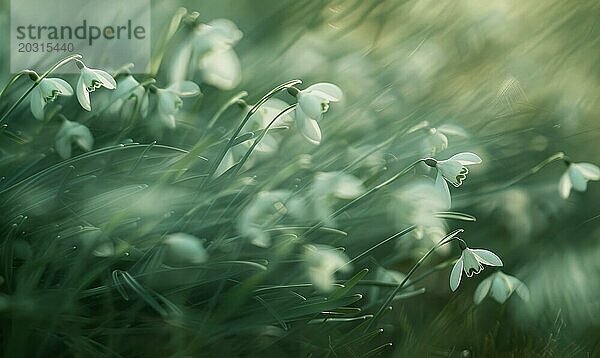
[365,228,464,331]
[0,54,82,125]
[228,104,297,179]
[203,79,301,187]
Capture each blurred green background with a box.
[1,0,599,356]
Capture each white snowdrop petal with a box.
[471,249,503,266]
[473,275,493,304]
[332,173,365,199]
[435,171,452,209]
[574,162,600,180]
[30,89,45,120]
[568,166,588,192]
[47,78,74,96]
[92,69,117,89]
[199,49,242,90]
[306,82,343,101]
[296,107,322,145]
[168,81,201,97]
[489,275,511,303]
[449,152,482,165]
[558,171,572,198]
[164,233,208,265]
[298,92,326,120]
[76,76,91,111]
[512,278,530,301]
[450,258,463,291]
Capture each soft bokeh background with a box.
[1,0,599,356]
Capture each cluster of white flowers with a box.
[19,11,599,308]
[29,59,116,120]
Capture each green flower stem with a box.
[228,104,297,179]
[506,151,565,186]
[338,225,417,271]
[202,79,301,186]
[0,54,82,125]
[303,159,424,237]
[0,70,35,99]
[474,151,566,196]
[207,91,248,129]
[366,228,463,331]
[150,7,189,75]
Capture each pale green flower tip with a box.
[304,244,350,292]
[474,271,530,305]
[559,161,600,199]
[54,120,93,159]
[163,233,208,266]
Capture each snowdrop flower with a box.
[474,271,530,304]
[54,119,93,159]
[106,74,145,119]
[168,18,243,89]
[195,19,243,90]
[558,160,600,198]
[141,81,200,129]
[215,99,293,176]
[311,171,364,225]
[75,59,117,111]
[237,190,292,247]
[422,124,468,156]
[28,72,73,120]
[390,181,447,229]
[450,241,502,291]
[304,244,350,292]
[289,83,343,145]
[424,152,482,208]
[163,233,208,266]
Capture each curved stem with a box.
[338,225,417,271]
[207,91,248,129]
[0,54,82,125]
[203,79,302,186]
[474,151,565,196]
[303,159,424,237]
[0,70,33,99]
[228,104,297,179]
[366,228,463,331]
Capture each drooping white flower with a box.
[29,75,74,120]
[75,60,117,111]
[292,83,343,145]
[54,119,93,159]
[140,81,200,129]
[311,171,364,225]
[425,152,482,208]
[168,18,243,89]
[304,244,350,292]
[237,190,292,247]
[558,161,600,198]
[422,124,468,156]
[390,181,447,229]
[163,233,208,266]
[450,243,502,291]
[194,19,243,89]
[106,74,145,119]
[474,271,530,304]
